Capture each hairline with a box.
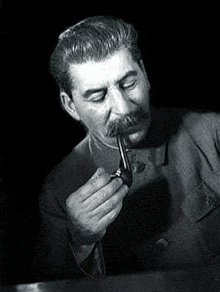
[63,46,142,96]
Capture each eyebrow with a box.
[117,70,138,84]
[83,70,138,99]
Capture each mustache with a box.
[107,109,151,137]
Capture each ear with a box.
[60,92,80,121]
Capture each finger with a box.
[97,199,124,229]
[78,169,111,201]
[84,177,123,210]
[91,184,128,220]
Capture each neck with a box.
[89,132,119,151]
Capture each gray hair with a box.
[49,16,142,96]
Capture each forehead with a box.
[69,48,140,91]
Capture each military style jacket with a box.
[36,108,220,280]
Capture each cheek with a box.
[140,80,150,106]
[132,83,150,108]
[78,106,107,129]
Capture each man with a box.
[35,16,220,280]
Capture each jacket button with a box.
[206,195,217,208]
[131,155,145,173]
[156,238,169,249]
[132,161,145,173]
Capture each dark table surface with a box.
[1,264,220,292]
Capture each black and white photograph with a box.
[0,2,219,291]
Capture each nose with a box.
[109,88,134,116]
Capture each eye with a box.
[89,90,107,103]
[121,79,137,90]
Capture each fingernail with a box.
[124,184,129,192]
[97,167,105,175]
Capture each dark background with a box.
[0,2,219,285]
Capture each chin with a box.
[126,129,147,147]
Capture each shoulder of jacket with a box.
[182,110,220,136]
[151,107,220,147]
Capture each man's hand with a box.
[66,167,129,247]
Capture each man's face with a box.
[66,47,151,146]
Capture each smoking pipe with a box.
[111,135,133,187]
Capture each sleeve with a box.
[34,181,105,281]
[182,112,220,262]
